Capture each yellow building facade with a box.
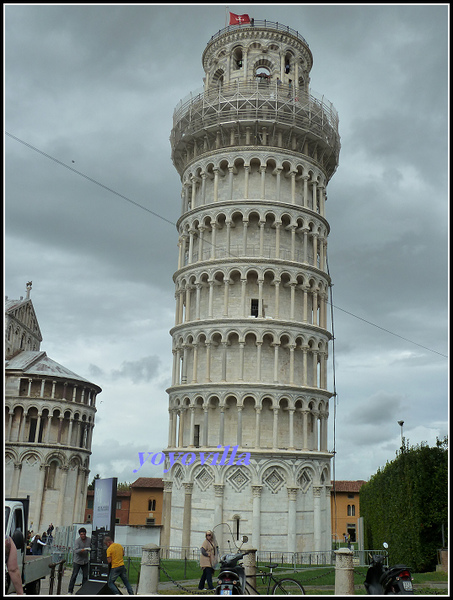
[128,477,164,526]
[331,480,366,546]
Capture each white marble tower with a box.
[163,19,340,555]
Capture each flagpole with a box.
[225,6,229,27]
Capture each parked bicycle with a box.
[249,562,305,595]
[213,523,304,595]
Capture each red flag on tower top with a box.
[229,12,251,25]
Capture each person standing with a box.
[5,535,24,595]
[31,533,46,555]
[198,530,218,590]
[68,527,91,594]
[104,536,134,595]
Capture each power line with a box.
[6,131,447,360]
[5,131,175,227]
[328,301,448,358]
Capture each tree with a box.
[87,474,101,490]
[360,438,448,572]
[117,482,131,491]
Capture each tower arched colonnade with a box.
[5,363,99,531]
[179,153,328,215]
[170,325,329,390]
[168,388,330,453]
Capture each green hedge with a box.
[360,438,448,572]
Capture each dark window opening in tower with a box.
[285,52,293,74]
[194,424,200,447]
[28,417,37,443]
[233,47,243,69]
[79,424,85,448]
[38,418,44,443]
[251,298,259,317]
[235,516,240,540]
[255,66,270,82]
[213,69,224,88]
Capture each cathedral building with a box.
[162,18,340,553]
[5,283,101,531]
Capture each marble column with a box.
[181,483,193,557]
[287,487,298,553]
[251,485,263,550]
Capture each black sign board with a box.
[88,478,117,584]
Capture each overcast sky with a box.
[5,4,449,485]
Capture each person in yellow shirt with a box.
[104,536,134,595]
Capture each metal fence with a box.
[44,541,144,566]
[44,539,386,571]
[172,81,339,148]
[206,20,310,49]
[160,546,387,569]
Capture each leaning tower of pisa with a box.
[163,18,340,555]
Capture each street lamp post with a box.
[397,420,404,448]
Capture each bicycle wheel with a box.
[272,577,305,595]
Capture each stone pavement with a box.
[39,566,139,595]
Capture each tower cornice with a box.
[166,381,333,399]
[170,317,332,340]
[176,197,331,230]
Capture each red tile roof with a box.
[332,480,367,493]
[131,477,164,489]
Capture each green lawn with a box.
[125,559,448,595]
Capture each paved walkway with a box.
[40,567,139,595]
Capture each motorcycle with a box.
[364,543,414,595]
[216,535,250,595]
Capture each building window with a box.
[348,493,355,499]
[255,66,271,82]
[148,499,156,511]
[251,299,259,317]
[347,504,356,516]
[233,47,243,69]
[87,498,94,509]
[146,518,155,525]
[28,418,37,442]
[116,500,122,510]
[37,419,44,443]
[194,424,200,447]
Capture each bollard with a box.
[334,548,354,595]
[56,560,66,595]
[48,563,56,595]
[243,547,257,594]
[138,543,160,595]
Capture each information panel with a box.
[88,477,117,583]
